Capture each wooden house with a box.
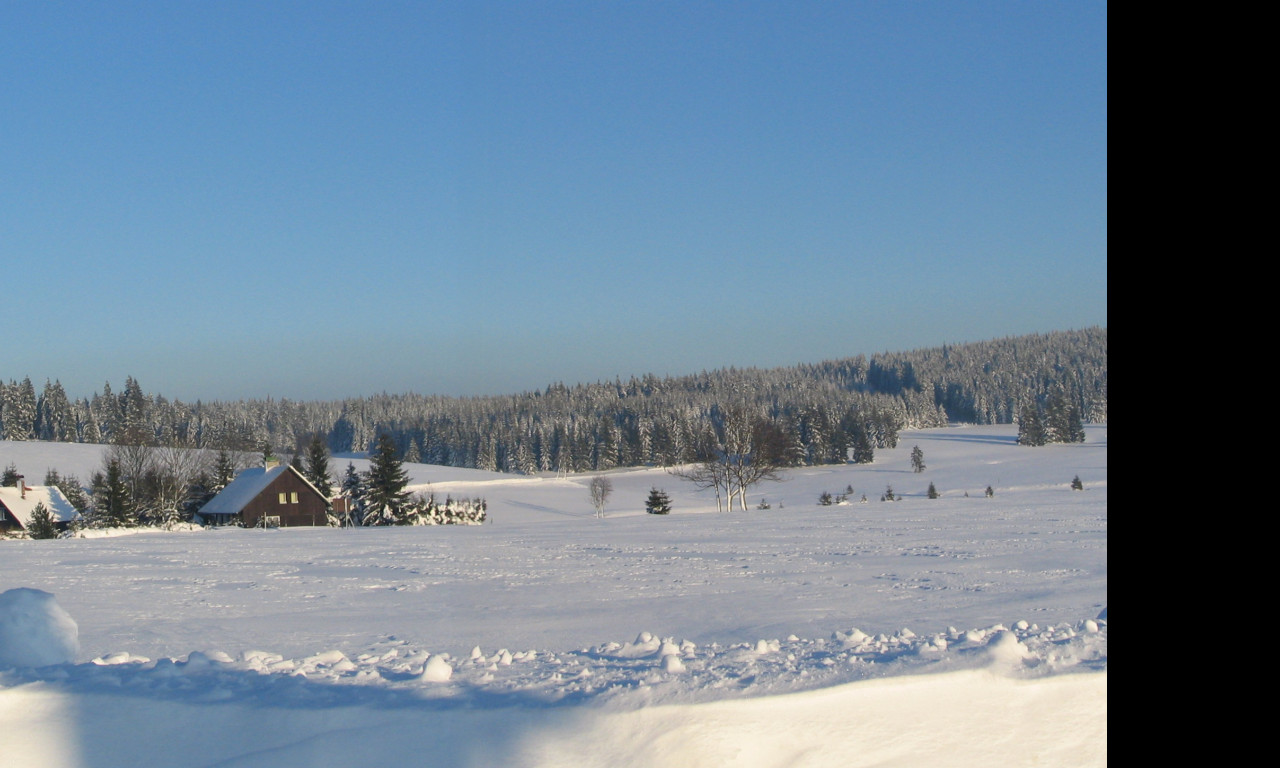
[0,481,79,533]
[197,462,331,528]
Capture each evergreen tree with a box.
[1071,475,1084,491]
[884,485,895,502]
[2,377,37,441]
[850,424,875,464]
[36,379,75,442]
[404,438,422,464]
[1044,390,1068,443]
[927,482,939,499]
[339,462,367,527]
[303,435,334,499]
[1044,390,1086,444]
[910,445,926,473]
[94,459,136,528]
[645,487,672,515]
[54,473,91,512]
[95,381,121,442]
[115,376,153,446]
[985,485,994,498]
[818,490,834,506]
[1017,405,1047,446]
[212,450,237,490]
[26,502,59,539]
[2,463,20,487]
[1065,405,1086,443]
[366,433,412,524]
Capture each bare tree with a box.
[723,417,788,511]
[673,403,787,512]
[589,475,613,519]
[149,442,210,527]
[105,442,155,517]
[671,459,731,512]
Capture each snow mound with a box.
[985,630,1030,666]
[421,654,453,682]
[0,588,79,668]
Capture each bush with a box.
[26,502,60,540]
[645,487,672,515]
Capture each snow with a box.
[0,588,80,667]
[0,425,1106,767]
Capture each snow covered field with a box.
[1,425,1106,767]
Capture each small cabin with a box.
[197,462,331,528]
[0,481,79,534]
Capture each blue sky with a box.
[2,2,1106,402]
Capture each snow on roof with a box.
[200,465,325,516]
[0,485,78,528]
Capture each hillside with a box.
[3,328,1106,477]
[2,424,1106,767]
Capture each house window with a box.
[290,492,299,504]
[279,493,287,504]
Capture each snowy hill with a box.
[0,424,1106,767]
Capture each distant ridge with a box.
[3,328,1105,474]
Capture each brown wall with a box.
[242,469,329,528]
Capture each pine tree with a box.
[366,433,412,524]
[1065,405,1086,443]
[2,377,37,441]
[55,473,91,512]
[910,445,926,473]
[1044,390,1070,443]
[212,450,237,490]
[2,463,20,487]
[26,502,59,539]
[1071,475,1084,491]
[36,380,74,442]
[985,485,994,498]
[116,376,153,446]
[1017,405,1047,446]
[303,435,334,499]
[927,482,939,499]
[850,424,875,464]
[339,462,367,527]
[645,487,672,515]
[95,459,136,528]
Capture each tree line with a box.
[1,328,1106,476]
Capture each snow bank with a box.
[0,588,79,668]
[0,661,1107,768]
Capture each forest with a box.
[1,327,1106,476]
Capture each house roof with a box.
[199,465,326,516]
[0,485,79,529]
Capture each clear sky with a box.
[2,1,1106,402]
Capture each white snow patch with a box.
[0,589,79,668]
[421,654,453,682]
